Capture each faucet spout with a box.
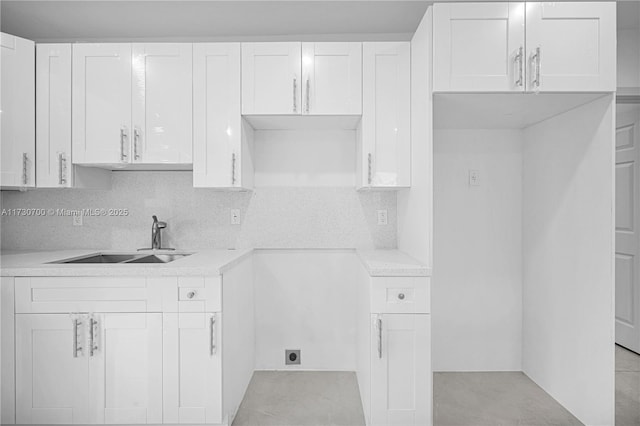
[151,215,167,250]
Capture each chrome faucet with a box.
[151,215,167,250]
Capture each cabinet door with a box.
[89,313,163,424]
[132,43,193,164]
[163,313,222,424]
[370,314,430,426]
[525,2,616,92]
[433,2,525,92]
[241,42,301,115]
[72,43,132,165]
[16,314,89,424]
[36,44,72,188]
[301,42,362,115]
[360,42,411,189]
[1,33,35,188]
[193,43,248,188]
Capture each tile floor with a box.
[233,371,365,426]
[616,344,640,426]
[433,372,582,426]
[233,348,640,426]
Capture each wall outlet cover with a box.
[469,170,480,186]
[285,349,301,365]
[72,214,83,226]
[377,209,388,225]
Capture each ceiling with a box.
[1,0,637,43]
[0,1,430,42]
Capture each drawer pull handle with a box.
[187,291,197,299]
[210,314,217,356]
[72,317,83,358]
[398,293,405,300]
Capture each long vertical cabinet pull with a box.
[89,316,99,356]
[305,77,310,113]
[22,153,28,185]
[231,153,236,185]
[515,47,524,88]
[367,153,373,185]
[58,153,67,186]
[72,317,83,358]
[530,47,541,89]
[210,314,217,356]
[376,315,383,359]
[292,77,298,113]
[133,128,141,160]
[120,127,128,162]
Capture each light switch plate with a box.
[230,209,241,225]
[377,210,388,225]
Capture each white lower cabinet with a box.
[15,313,163,424]
[15,314,90,424]
[357,273,432,426]
[90,313,163,424]
[163,312,222,424]
[370,314,431,426]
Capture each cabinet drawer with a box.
[177,276,221,313]
[14,276,165,313]
[370,276,430,314]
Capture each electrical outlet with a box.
[72,214,83,226]
[469,170,480,186]
[230,209,241,225]
[377,209,388,225]
[285,349,301,365]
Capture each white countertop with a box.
[357,249,431,277]
[0,248,253,277]
[0,248,430,277]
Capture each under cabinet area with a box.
[433,2,616,93]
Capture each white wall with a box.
[522,96,615,426]
[253,249,358,371]
[398,6,432,266]
[618,28,640,90]
[432,129,523,372]
[253,130,356,187]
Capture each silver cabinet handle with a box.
[231,153,236,185]
[22,153,28,185]
[530,47,541,89]
[120,127,128,162]
[210,314,217,356]
[305,77,310,114]
[58,153,67,186]
[133,128,141,161]
[73,317,83,358]
[89,316,99,357]
[376,315,382,359]
[515,46,524,87]
[293,77,298,113]
[187,291,197,299]
[367,153,373,185]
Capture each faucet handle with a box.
[157,221,167,229]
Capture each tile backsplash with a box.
[1,171,396,251]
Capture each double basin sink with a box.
[51,252,192,264]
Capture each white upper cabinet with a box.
[1,33,35,189]
[36,44,110,188]
[193,43,253,189]
[525,2,616,92]
[358,42,411,189]
[301,42,362,115]
[132,43,193,164]
[433,2,616,93]
[73,43,192,167]
[72,43,132,165]
[242,42,362,116]
[433,3,525,92]
[242,42,302,115]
